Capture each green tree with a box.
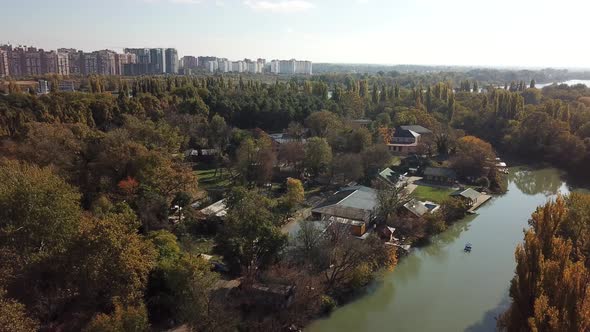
[217,188,287,274]
[304,137,333,177]
[283,177,304,210]
[0,160,81,265]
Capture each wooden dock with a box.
[467,194,492,213]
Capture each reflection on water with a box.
[509,166,566,196]
[307,167,581,332]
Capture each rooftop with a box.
[403,199,440,217]
[399,125,432,135]
[312,186,377,222]
[451,188,482,200]
[268,133,306,145]
[379,167,404,185]
[393,128,420,139]
[198,199,227,217]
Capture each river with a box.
[535,79,590,89]
[307,167,584,332]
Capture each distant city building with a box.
[0,43,310,77]
[124,48,151,64]
[270,59,312,75]
[38,79,49,94]
[115,52,136,76]
[150,48,166,73]
[198,56,217,68]
[83,52,99,75]
[96,50,117,75]
[165,48,178,74]
[41,51,58,74]
[207,60,218,73]
[56,52,69,75]
[0,50,9,77]
[181,55,198,70]
[23,47,42,76]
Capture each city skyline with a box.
[2,0,590,69]
[0,43,313,77]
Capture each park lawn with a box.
[195,167,232,189]
[413,185,455,204]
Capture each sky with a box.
[1,0,589,68]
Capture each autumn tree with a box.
[450,135,495,179]
[0,290,39,332]
[499,194,590,332]
[84,301,149,332]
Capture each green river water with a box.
[307,167,582,332]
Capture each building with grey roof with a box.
[311,186,377,236]
[399,125,433,135]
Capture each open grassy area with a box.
[195,167,232,189]
[181,236,221,260]
[413,185,455,203]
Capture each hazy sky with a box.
[2,0,589,67]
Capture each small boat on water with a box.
[464,243,472,252]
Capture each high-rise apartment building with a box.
[115,53,136,76]
[124,48,151,64]
[270,59,312,75]
[0,50,9,77]
[41,51,58,74]
[97,50,117,75]
[57,52,69,75]
[83,52,99,75]
[165,48,178,74]
[58,48,82,75]
[150,48,166,74]
[198,56,217,69]
[181,56,198,70]
[38,79,50,94]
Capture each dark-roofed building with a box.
[450,188,482,207]
[423,167,457,186]
[311,186,377,236]
[387,126,429,155]
[399,125,432,135]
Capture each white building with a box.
[270,59,312,75]
[207,60,218,72]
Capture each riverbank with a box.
[306,167,580,332]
